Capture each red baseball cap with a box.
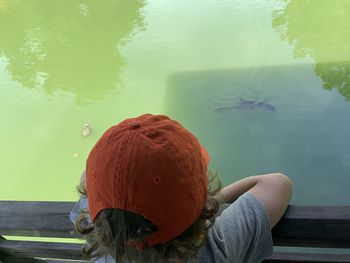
[86,114,209,248]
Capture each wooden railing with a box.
[0,201,350,262]
[265,205,350,262]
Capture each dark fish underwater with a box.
[214,98,276,112]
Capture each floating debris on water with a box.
[82,123,92,137]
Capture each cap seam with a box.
[139,132,188,179]
[115,130,138,208]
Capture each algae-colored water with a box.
[1,0,350,207]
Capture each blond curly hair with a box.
[74,170,223,263]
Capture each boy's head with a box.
[85,113,210,249]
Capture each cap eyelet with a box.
[153,176,161,184]
[92,172,96,178]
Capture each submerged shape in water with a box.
[214,98,276,112]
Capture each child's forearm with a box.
[215,173,290,206]
[218,176,259,204]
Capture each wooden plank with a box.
[272,206,350,248]
[0,239,84,260]
[0,244,35,263]
[1,201,350,248]
[0,254,35,263]
[35,260,88,263]
[34,260,88,263]
[0,201,77,238]
[264,252,350,262]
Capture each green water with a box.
[1,0,350,206]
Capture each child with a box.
[70,113,292,262]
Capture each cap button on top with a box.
[130,122,141,130]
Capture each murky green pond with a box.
[1,0,350,206]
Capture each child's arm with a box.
[217,173,292,228]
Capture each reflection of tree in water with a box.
[273,0,350,101]
[0,0,145,103]
[315,62,350,101]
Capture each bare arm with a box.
[216,173,292,228]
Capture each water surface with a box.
[1,0,350,207]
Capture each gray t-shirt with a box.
[196,192,273,262]
[70,192,273,263]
